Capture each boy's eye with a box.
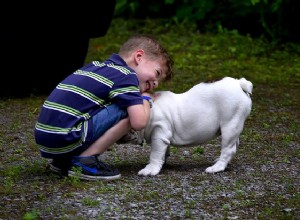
[156,70,161,78]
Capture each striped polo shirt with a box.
[34,54,143,158]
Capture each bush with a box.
[114,0,300,43]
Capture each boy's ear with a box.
[135,49,144,63]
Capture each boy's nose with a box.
[153,80,158,88]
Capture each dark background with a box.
[1,0,299,98]
[1,2,116,98]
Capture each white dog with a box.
[135,77,253,176]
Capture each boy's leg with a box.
[91,104,129,143]
[68,104,131,180]
[81,118,130,156]
[67,118,130,180]
[50,104,129,180]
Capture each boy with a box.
[34,35,173,181]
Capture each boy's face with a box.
[133,50,167,93]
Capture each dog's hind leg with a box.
[205,120,243,173]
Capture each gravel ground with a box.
[0,84,299,220]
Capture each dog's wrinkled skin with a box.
[123,77,253,176]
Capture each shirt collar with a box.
[106,53,128,66]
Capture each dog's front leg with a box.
[138,137,169,176]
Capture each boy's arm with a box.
[127,93,152,131]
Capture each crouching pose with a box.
[34,35,174,181]
[136,77,253,176]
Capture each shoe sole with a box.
[49,164,62,173]
[68,171,121,181]
[50,164,121,181]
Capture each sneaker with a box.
[49,158,72,175]
[69,155,121,181]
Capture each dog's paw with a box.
[138,164,161,176]
[205,161,226,173]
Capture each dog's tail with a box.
[239,78,253,95]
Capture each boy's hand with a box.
[141,92,152,97]
[141,92,154,100]
[142,92,161,102]
[142,92,161,101]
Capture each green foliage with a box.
[174,0,214,21]
[87,18,300,93]
[63,166,83,186]
[114,0,296,43]
[193,147,204,155]
[82,197,100,207]
[23,209,39,220]
[227,0,284,41]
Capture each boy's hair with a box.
[119,34,174,81]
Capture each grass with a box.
[0,18,299,219]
